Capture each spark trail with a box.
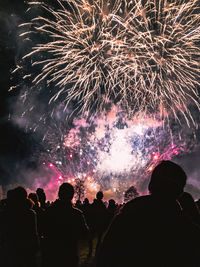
[18,0,200,125]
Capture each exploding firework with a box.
[11,0,200,201]
[18,0,200,124]
[37,107,196,200]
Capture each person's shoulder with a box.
[122,195,151,214]
[125,195,151,206]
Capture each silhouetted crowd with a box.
[1,160,200,267]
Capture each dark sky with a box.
[0,0,200,198]
[0,0,36,187]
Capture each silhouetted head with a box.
[93,198,97,204]
[36,188,44,195]
[96,191,103,200]
[83,198,89,205]
[8,187,28,208]
[58,183,74,201]
[14,186,28,201]
[36,188,46,204]
[109,199,116,206]
[148,160,187,198]
[28,193,39,205]
[76,199,82,206]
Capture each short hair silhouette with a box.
[36,188,44,195]
[96,191,103,200]
[58,183,74,201]
[108,199,116,206]
[148,160,187,197]
[36,187,46,208]
[36,188,46,200]
[83,198,89,205]
[14,186,27,201]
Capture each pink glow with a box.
[152,153,160,161]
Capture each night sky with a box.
[0,0,37,187]
[1,0,200,200]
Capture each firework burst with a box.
[36,106,196,200]
[18,0,200,124]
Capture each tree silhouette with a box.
[124,186,139,203]
[74,178,85,201]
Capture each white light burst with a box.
[96,125,147,174]
[19,0,200,125]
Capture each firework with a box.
[38,107,195,200]
[18,0,200,124]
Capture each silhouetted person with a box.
[81,198,94,258]
[36,188,47,210]
[0,186,38,267]
[0,189,13,212]
[90,191,109,257]
[178,191,200,226]
[107,199,118,224]
[29,192,45,238]
[75,199,82,210]
[43,183,89,267]
[97,161,200,267]
[82,198,90,212]
[82,198,92,227]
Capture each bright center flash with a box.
[97,124,148,175]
